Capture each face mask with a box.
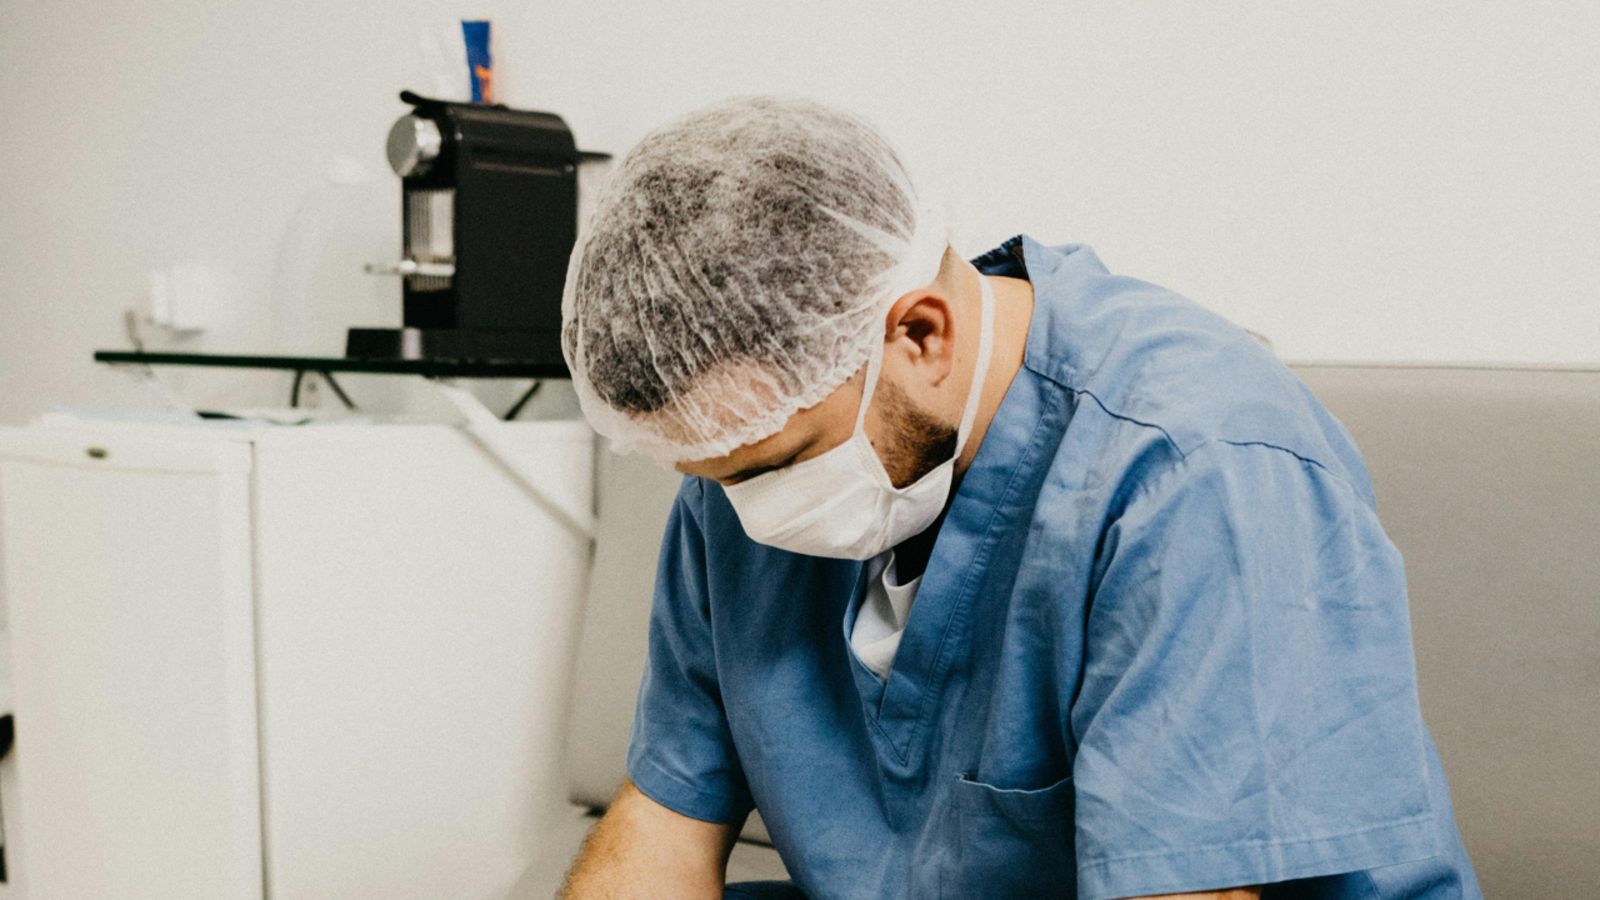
[723,273,996,559]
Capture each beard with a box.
[874,378,958,489]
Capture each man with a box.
[558,96,1479,899]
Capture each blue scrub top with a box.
[626,236,1480,900]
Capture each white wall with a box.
[2,1,1596,424]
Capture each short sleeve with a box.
[1070,441,1439,900]
[625,477,755,824]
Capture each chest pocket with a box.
[942,772,1077,899]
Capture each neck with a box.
[954,270,1034,478]
[894,268,1033,580]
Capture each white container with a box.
[0,416,594,899]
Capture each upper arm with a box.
[1070,442,1435,897]
[607,778,743,866]
[562,777,744,899]
[626,478,754,823]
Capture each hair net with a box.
[561,95,948,464]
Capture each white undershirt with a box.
[849,551,924,680]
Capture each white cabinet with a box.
[0,417,594,899]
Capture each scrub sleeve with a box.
[625,477,756,824]
[1069,440,1440,900]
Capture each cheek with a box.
[879,426,924,488]
[884,400,961,487]
[792,385,869,462]
[864,408,924,487]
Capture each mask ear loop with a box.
[850,210,949,439]
[854,257,994,492]
[951,268,997,460]
[852,334,886,435]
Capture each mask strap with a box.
[853,337,885,434]
[951,270,997,458]
[856,261,996,444]
[851,209,947,436]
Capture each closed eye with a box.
[721,446,806,486]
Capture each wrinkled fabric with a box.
[626,236,1480,900]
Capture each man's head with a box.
[673,246,979,491]
[562,95,972,485]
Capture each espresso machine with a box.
[350,91,607,367]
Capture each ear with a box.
[882,289,956,387]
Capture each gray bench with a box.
[557,364,1600,897]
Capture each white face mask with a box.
[723,273,996,559]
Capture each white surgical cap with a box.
[560,95,948,464]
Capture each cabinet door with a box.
[0,427,261,900]
[250,422,593,899]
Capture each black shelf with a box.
[93,350,568,380]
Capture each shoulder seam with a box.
[1205,438,1334,476]
[1101,435,1369,517]
[1070,387,1190,462]
[1064,388,1360,498]
[1198,438,1368,502]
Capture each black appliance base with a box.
[345,327,566,371]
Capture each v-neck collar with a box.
[839,234,1073,769]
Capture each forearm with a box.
[561,778,738,899]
